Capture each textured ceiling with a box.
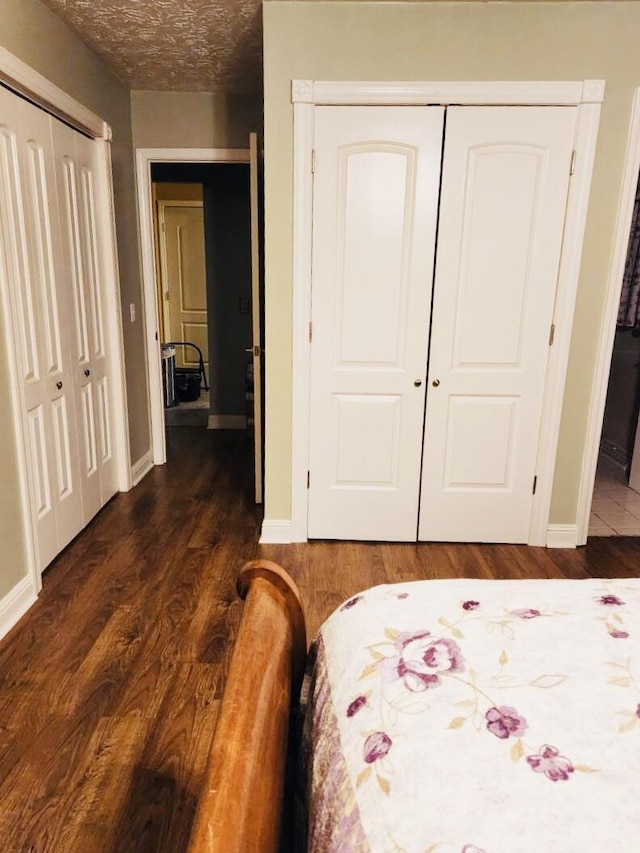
[40,0,263,93]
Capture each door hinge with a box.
[570,150,576,176]
[549,323,556,346]
[155,331,158,341]
[532,475,538,495]
[161,220,166,232]
[311,149,316,173]
[307,471,310,489]
[308,321,313,343]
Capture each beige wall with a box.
[131,91,262,149]
[0,0,147,593]
[262,0,640,527]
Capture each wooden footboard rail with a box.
[188,560,307,853]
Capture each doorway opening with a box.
[136,144,263,505]
[153,178,210,428]
[589,167,640,537]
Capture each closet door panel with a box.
[419,106,577,543]
[308,106,444,541]
[0,87,83,567]
[75,133,117,507]
[23,124,84,552]
[51,122,103,521]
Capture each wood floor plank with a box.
[0,426,638,850]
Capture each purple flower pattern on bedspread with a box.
[511,608,541,619]
[609,629,630,639]
[346,695,367,718]
[597,594,625,606]
[380,631,464,692]
[305,579,640,852]
[340,594,363,611]
[526,744,575,781]
[485,706,528,739]
[363,732,392,763]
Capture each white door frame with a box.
[288,79,604,545]
[576,88,640,544]
[135,147,250,466]
[0,47,130,594]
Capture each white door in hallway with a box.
[419,106,576,542]
[0,86,84,565]
[307,106,445,540]
[159,201,209,378]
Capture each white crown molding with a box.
[0,46,109,140]
[292,79,605,107]
[259,519,293,544]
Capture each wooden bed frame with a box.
[188,560,306,853]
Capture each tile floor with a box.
[588,454,640,536]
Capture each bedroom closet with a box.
[307,104,576,543]
[0,84,119,574]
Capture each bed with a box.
[188,560,640,853]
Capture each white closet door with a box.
[0,86,83,566]
[51,124,117,518]
[51,122,101,522]
[308,106,444,540]
[419,106,577,543]
[73,131,118,508]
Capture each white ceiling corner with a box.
[40,0,263,93]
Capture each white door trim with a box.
[135,147,250,466]
[576,88,640,545]
[0,52,128,600]
[95,140,132,495]
[0,45,109,139]
[288,79,604,545]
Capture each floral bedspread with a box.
[304,578,640,852]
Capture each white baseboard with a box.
[260,519,293,544]
[208,415,247,430]
[0,575,37,642]
[546,524,578,549]
[131,450,154,486]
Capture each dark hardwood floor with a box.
[0,425,639,851]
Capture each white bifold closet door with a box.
[52,121,117,519]
[418,107,576,543]
[0,84,117,572]
[307,104,576,543]
[308,106,444,540]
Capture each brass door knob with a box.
[414,379,422,387]
[432,379,440,387]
